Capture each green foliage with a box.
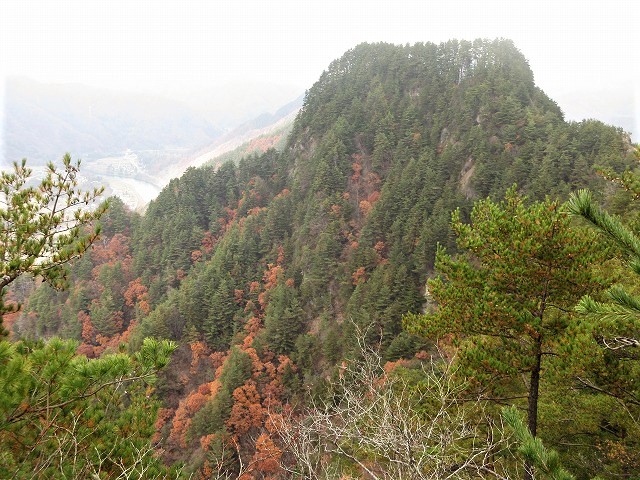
[99,195,137,237]
[0,337,176,478]
[190,388,233,441]
[567,186,640,364]
[17,282,64,339]
[139,294,184,340]
[560,173,640,477]
[405,188,602,436]
[204,276,237,351]
[0,155,107,334]
[219,346,253,393]
[292,333,319,374]
[264,282,304,355]
[503,406,575,480]
[384,331,428,361]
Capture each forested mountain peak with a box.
[287,39,576,203]
[6,39,638,478]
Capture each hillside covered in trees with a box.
[4,39,640,478]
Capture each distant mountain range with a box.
[2,77,302,209]
[172,96,301,178]
[3,77,219,164]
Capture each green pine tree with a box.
[0,155,107,335]
[0,337,176,478]
[405,187,602,443]
[264,282,304,355]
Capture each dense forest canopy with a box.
[3,39,639,478]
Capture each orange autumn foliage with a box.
[224,207,237,227]
[250,433,282,475]
[169,380,221,448]
[91,233,130,265]
[263,263,283,290]
[191,249,203,263]
[359,200,372,216]
[259,260,284,307]
[200,433,218,452]
[352,266,367,285]
[246,134,282,153]
[153,408,175,443]
[247,206,266,217]
[243,317,263,348]
[79,310,94,343]
[351,161,362,182]
[201,231,217,253]
[234,289,245,304]
[124,277,150,314]
[227,382,263,437]
[190,341,209,375]
[274,188,290,199]
[210,351,228,373]
[1,292,19,335]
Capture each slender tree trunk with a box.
[527,337,542,437]
[524,335,543,480]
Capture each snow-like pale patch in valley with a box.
[101,175,161,211]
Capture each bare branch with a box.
[271,326,512,478]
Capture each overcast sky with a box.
[1,0,638,132]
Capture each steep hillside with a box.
[163,95,301,182]
[10,39,637,477]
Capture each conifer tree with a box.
[405,188,601,442]
[563,180,640,474]
[503,407,575,480]
[0,155,178,477]
[567,187,640,348]
[0,337,176,478]
[264,282,304,355]
[0,155,107,335]
[204,277,237,351]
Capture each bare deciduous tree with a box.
[272,335,513,479]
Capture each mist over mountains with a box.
[4,77,219,162]
[555,82,637,139]
[2,77,302,208]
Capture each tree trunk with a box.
[524,335,543,480]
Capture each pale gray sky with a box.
[1,0,639,132]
